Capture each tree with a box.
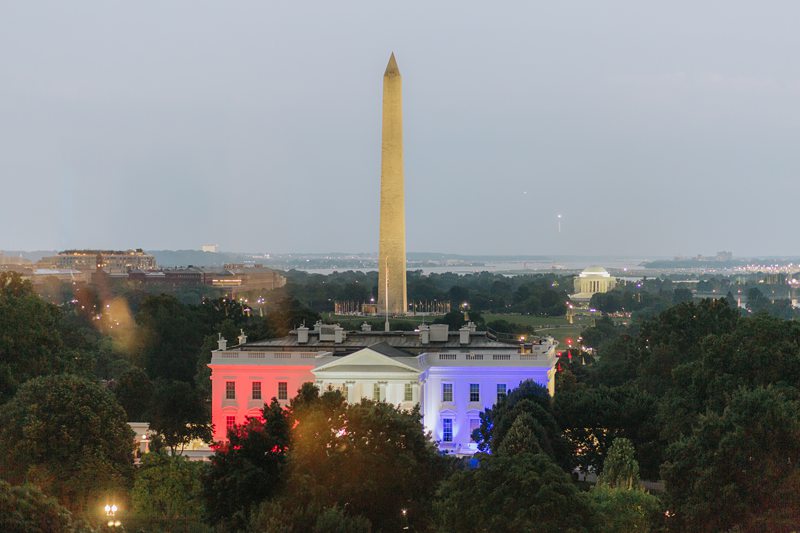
[112,366,153,421]
[0,480,94,533]
[588,485,661,533]
[203,399,290,527]
[131,452,207,522]
[149,380,212,455]
[0,272,73,401]
[498,412,543,455]
[435,452,595,532]
[134,294,206,382]
[599,438,640,490]
[285,390,447,532]
[0,374,134,513]
[474,379,569,468]
[661,386,800,532]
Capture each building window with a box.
[469,383,480,402]
[469,418,481,441]
[497,383,507,401]
[442,418,453,442]
[226,416,236,432]
[404,383,413,402]
[373,383,381,401]
[442,383,453,402]
[278,382,288,400]
[252,382,261,400]
[225,381,235,400]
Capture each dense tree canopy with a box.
[0,480,94,533]
[436,410,595,533]
[131,452,207,522]
[0,374,134,513]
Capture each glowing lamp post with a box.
[104,503,121,528]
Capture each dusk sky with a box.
[2,2,798,257]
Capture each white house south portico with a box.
[311,344,422,409]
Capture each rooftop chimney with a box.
[217,333,227,351]
[361,322,373,332]
[419,323,430,344]
[459,324,471,345]
[237,329,247,346]
[334,325,345,344]
[297,324,309,344]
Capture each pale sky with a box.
[1,1,799,257]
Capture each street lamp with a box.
[104,503,121,528]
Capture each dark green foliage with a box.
[287,269,569,315]
[435,452,595,533]
[0,374,134,513]
[569,297,800,529]
[474,379,570,467]
[135,295,208,383]
[0,480,94,533]
[149,380,212,454]
[433,309,485,330]
[662,386,800,532]
[0,272,80,401]
[588,485,662,533]
[249,500,372,533]
[285,388,447,532]
[203,399,290,527]
[599,438,639,490]
[131,452,207,522]
[112,366,153,421]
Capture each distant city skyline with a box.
[2,2,799,256]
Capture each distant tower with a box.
[377,52,408,315]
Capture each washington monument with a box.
[377,52,408,316]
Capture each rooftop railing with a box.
[212,350,325,362]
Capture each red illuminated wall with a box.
[209,364,315,441]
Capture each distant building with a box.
[128,264,286,293]
[570,265,617,302]
[208,322,558,455]
[201,244,219,253]
[39,249,156,274]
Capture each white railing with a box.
[426,352,554,364]
[212,350,325,362]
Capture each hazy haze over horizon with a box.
[1,1,798,257]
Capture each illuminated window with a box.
[225,381,235,400]
[373,383,381,401]
[497,383,507,401]
[442,418,453,442]
[226,416,235,431]
[470,418,481,441]
[278,382,288,400]
[442,383,453,402]
[469,383,480,402]
[404,383,413,402]
[252,382,261,400]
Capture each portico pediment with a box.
[312,346,420,377]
